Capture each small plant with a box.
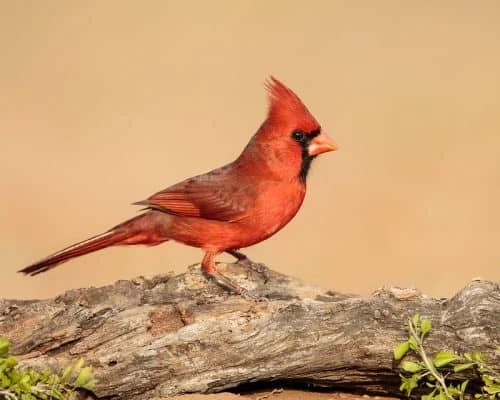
[0,337,97,400]
[394,314,500,400]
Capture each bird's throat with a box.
[299,150,315,182]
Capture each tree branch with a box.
[1,263,499,399]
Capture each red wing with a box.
[135,170,255,222]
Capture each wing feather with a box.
[135,167,254,222]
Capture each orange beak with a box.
[308,131,338,156]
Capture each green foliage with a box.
[0,337,97,400]
[394,314,500,400]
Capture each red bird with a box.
[19,77,337,296]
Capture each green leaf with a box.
[19,374,32,392]
[454,363,475,372]
[448,383,461,396]
[75,366,93,388]
[399,374,419,396]
[471,351,484,363]
[394,341,410,360]
[412,314,420,328]
[61,365,73,382]
[408,335,419,351]
[0,338,11,358]
[483,376,500,394]
[433,350,458,367]
[401,360,423,373]
[0,340,97,400]
[421,319,432,336]
[437,391,447,400]
[1,372,11,387]
[81,377,98,390]
[5,356,17,369]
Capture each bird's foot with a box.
[227,250,270,282]
[239,259,270,282]
[204,270,266,301]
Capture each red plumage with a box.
[19,77,338,296]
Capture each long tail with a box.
[18,212,168,276]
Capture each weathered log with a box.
[1,263,499,399]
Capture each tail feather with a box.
[19,212,170,276]
[18,230,126,276]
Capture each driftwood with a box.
[1,263,499,399]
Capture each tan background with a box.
[1,1,499,300]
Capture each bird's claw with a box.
[237,258,270,283]
[205,269,267,301]
[226,250,271,283]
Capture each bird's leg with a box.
[226,249,270,282]
[201,252,258,299]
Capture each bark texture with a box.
[1,263,499,399]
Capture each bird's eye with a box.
[292,130,305,142]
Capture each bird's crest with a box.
[264,76,319,130]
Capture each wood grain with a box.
[1,264,499,399]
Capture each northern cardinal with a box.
[19,77,337,296]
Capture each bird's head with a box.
[243,77,338,182]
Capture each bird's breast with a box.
[234,180,306,246]
[164,180,306,252]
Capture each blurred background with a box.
[1,1,499,299]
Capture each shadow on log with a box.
[1,263,499,399]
